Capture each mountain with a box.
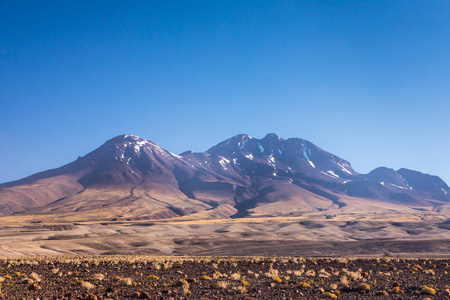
[0,133,449,222]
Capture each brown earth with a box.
[1,212,450,257]
[0,255,449,299]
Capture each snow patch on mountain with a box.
[303,149,315,168]
[169,152,183,159]
[337,162,353,175]
[218,156,230,170]
[389,183,407,190]
[257,143,264,153]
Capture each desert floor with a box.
[1,212,450,257]
[0,255,449,299]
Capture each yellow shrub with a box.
[359,283,370,292]
[272,276,282,283]
[420,286,436,295]
[241,278,250,286]
[298,282,310,288]
[322,292,337,299]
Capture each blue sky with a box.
[1,0,449,183]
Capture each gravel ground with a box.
[0,255,449,299]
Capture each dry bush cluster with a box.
[0,255,449,299]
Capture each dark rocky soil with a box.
[0,256,449,299]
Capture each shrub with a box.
[322,292,337,299]
[182,285,190,295]
[298,282,310,288]
[21,278,33,284]
[216,281,228,289]
[412,265,423,272]
[347,270,362,281]
[81,281,95,290]
[264,268,279,278]
[121,278,133,286]
[359,283,370,292]
[30,272,41,282]
[233,286,247,294]
[241,278,250,286]
[420,286,436,295]
[94,273,105,281]
[175,279,189,287]
[272,276,282,283]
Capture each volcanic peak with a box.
[1,132,450,221]
[262,133,284,142]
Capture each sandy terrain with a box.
[1,209,449,257]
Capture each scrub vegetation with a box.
[0,256,450,299]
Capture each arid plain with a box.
[1,198,450,258]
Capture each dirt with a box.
[0,256,449,299]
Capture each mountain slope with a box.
[0,133,449,222]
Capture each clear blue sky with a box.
[1,0,449,184]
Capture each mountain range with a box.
[1,133,449,223]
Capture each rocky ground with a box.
[0,255,449,299]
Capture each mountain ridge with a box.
[0,133,449,221]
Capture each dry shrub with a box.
[94,273,105,281]
[213,271,222,279]
[298,282,310,288]
[30,272,41,282]
[420,286,436,295]
[359,283,370,292]
[233,286,247,294]
[216,281,228,289]
[81,281,95,290]
[322,292,337,299]
[272,275,282,283]
[122,278,133,286]
[264,268,279,278]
